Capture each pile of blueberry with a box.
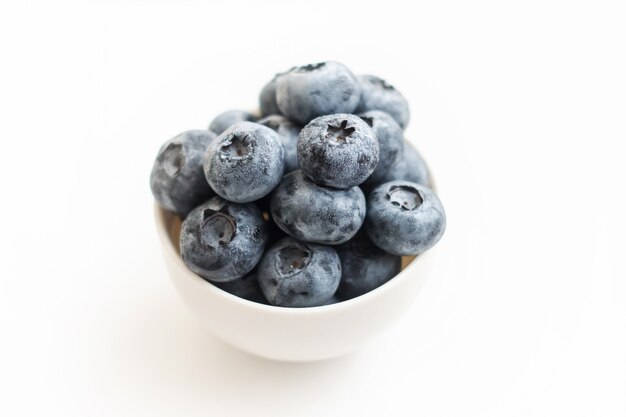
[151,61,446,308]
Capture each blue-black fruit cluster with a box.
[150,61,446,307]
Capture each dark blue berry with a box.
[378,141,430,187]
[259,69,294,117]
[150,130,216,216]
[276,61,360,125]
[336,231,401,299]
[214,272,268,304]
[356,75,410,129]
[270,170,366,245]
[365,181,445,255]
[180,197,268,282]
[298,113,379,189]
[204,122,284,203]
[257,237,341,307]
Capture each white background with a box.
[1,1,625,416]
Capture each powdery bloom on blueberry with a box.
[336,231,401,299]
[180,197,268,282]
[270,170,366,245]
[276,61,361,125]
[365,181,446,256]
[355,74,410,129]
[150,130,216,216]
[204,122,285,203]
[257,237,341,307]
[298,113,379,189]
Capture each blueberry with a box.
[180,196,268,282]
[298,113,379,189]
[356,75,410,129]
[365,181,446,256]
[359,110,404,184]
[208,110,256,135]
[257,237,341,307]
[336,231,401,299]
[214,272,268,304]
[259,78,281,117]
[259,69,293,117]
[257,115,301,173]
[378,141,430,187]
[276,61,360,125]
[150,130,216,216]
[270,170,366,245]
[204,122,285,203]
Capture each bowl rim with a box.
[154,204,430,316]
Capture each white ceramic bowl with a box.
[155,205,436,362]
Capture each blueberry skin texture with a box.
[298,114,379,189]
[336,232,401,299]
[359,110,405,184]
[208,110,256,135]
[378,141,430,187]
[204,122,285,203]
[257,115,301,173]
[214,272,268,304]
[270,170,366,245]
[150,130,216,217]
[180,197,268,282]
[276,61,361,125]
[257,237,341,307]
[365,181,446,256]
[355,75,410,129]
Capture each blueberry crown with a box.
[371,76,396,91]
[326,119,356,143]
[219,133,253,161]
[387,185,423,211]
[200,207,237,248]
[295,62,326,72]
[276,242,312,277]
